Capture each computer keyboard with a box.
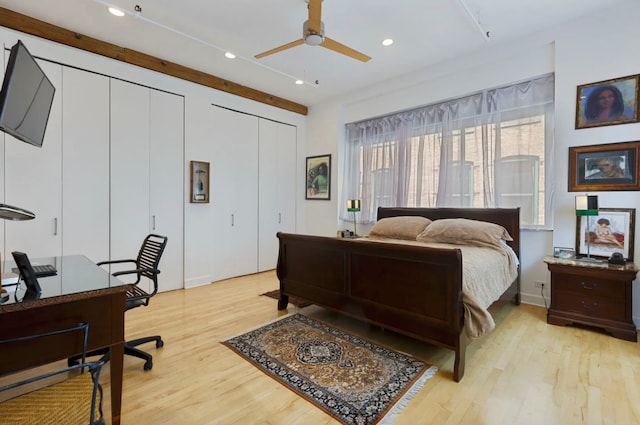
[12,264,58,277]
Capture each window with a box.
[342,74,554,228]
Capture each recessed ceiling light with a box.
[108,7,125,17]
[295,80,304,85]
[382,38,394,46]
[225,52,236,59]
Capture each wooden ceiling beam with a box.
[0,7,308,116]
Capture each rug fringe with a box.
[220,313,295,341]
[376,365,438,425]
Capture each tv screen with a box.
[0,40,56,148]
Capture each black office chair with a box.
[71,234,168,371]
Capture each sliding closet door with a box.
[149,89,184,291]
[258,119,296,271]
[110,79,151,285]
[210,105,258,281]
[61,67,110,262]
[4,61,62,258]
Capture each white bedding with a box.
[360,236,519,339]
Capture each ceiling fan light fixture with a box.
[303,20,325,46]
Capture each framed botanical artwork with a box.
[190,160,210,203]
[568,141,640,191]
[575,74,640,129]
[575,208,635,260]
[306,154,331,200]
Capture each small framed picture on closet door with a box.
[190,161,210,203]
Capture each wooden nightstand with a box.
[544,256,638,342]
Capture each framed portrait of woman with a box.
[568,141,640,191]
[305,154,331,200]
[575,75,640,129]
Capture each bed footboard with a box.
[276,232,469,381]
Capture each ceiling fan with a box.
[254,0,371,62]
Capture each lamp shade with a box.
[575,195,598,216]
[347,199,361,212]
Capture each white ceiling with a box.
[0,0,627,108]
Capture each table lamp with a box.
[347,199,361,237]
[575,195,599,262]
[0,203,35,300]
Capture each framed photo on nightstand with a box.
[553,247,576,259]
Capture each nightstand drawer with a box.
[553,291,624,321]
[553,273,625,299]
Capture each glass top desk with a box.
[2,254,126,304]
[0,255,128,425]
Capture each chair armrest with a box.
[112,267,161,278]
[96,259,136,267]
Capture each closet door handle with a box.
[152,215,156,230]
[54,217,58,236]
[278,213,282,224]
[231,214,235,227]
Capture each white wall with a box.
[0,26,307,289]
[303,1,640,325]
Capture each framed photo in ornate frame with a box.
[568,141,640,192]
[306,154,331,200]
[575,74,640,129]
[190,160,210,203]
[575,208,635,260]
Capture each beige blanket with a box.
[359,236,519,339]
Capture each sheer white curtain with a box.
[342,73,554,228]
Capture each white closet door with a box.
[110,79,150,283]
[258,119,278,272]
[61,67,110,263]
[210,106,258,281]
[4,61,62,258]
[277,123,297,234]
[149,89,184,292]
[258,119,296,271]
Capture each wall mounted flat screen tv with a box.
[0,40,55,148]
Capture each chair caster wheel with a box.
[144,361,153,371]
[156,340,164,348]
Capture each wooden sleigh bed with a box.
[276,207,521,382]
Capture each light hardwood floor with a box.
[100,271,640,425]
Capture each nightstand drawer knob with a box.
[580,300,598,309]
[580,282,597,290]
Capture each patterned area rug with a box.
[260,289,312,308]
[222,314,436,425]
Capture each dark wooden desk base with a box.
[0,287,127,425]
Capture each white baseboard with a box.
[184,275,213,289]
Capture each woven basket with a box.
[0,372,102,425]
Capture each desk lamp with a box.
[346,199,361,237]
[575,195,599,262]
[0,204,35,300]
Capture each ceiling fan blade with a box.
[307,0,322,34]
[255,39,305,59]
[322,37,371,62]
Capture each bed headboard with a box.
[377,207,521,260]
